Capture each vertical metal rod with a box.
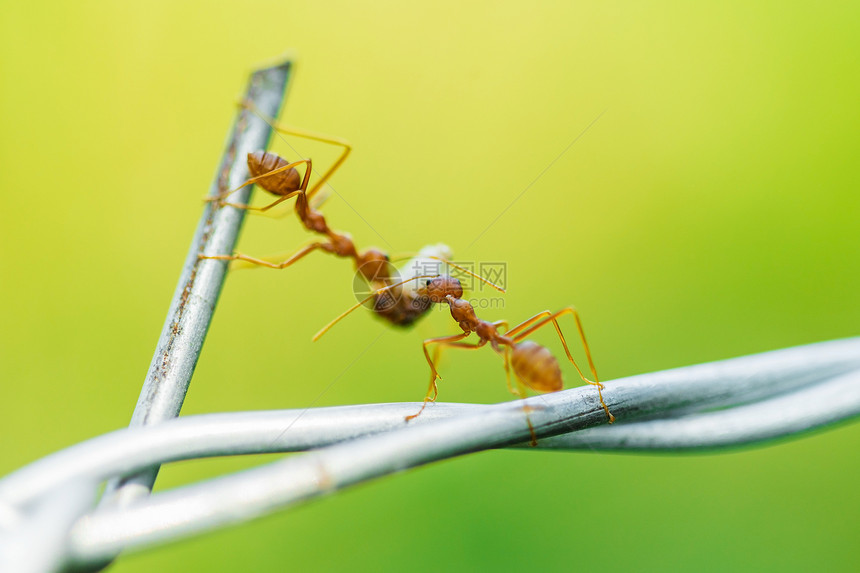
[102,61,293,508]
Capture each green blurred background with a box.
[2,2,859,571]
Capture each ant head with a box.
[417,276,463,302]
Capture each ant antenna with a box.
[426,256,506,293]
[387,253,506,293]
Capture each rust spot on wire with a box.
[155,108,250,383]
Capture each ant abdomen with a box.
[511,340,563,392]
[373,291,433,327]
[247,151,301,195]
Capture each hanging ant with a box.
[199,110,420,323]
[198,107,503,327]
[314,274,615,434]
[200,116,384,280]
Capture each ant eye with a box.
[425,279,432,286]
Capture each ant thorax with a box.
[474,320,500,343]
[444,295,479,333]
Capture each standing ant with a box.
[314,274,615,434]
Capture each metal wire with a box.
[100,61,293,510]
[63,339,860,563]
[2,337,859,515]
[2,338,857,566]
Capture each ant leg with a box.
[425,257,506,293]
[219,189,300,213]
[503,310,552,338]
[237,99,351,201]
[405,333,470,421]
[511,308,596,381]
[511,308,614,423]
[205,159,309,203]
[218,159,314,212]
[503,346,518,397]
[503,346,539,446]
[224,247,322,270]
[427,338,489,390]
[199,242,323,269]
[445,340,489,349]
[313,274,441,341]
[501,345,532,400]
[274,126,350,201]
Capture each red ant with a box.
[314,274,615,432]
[200,107,441,326]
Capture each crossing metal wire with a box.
[1,58,858,572]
